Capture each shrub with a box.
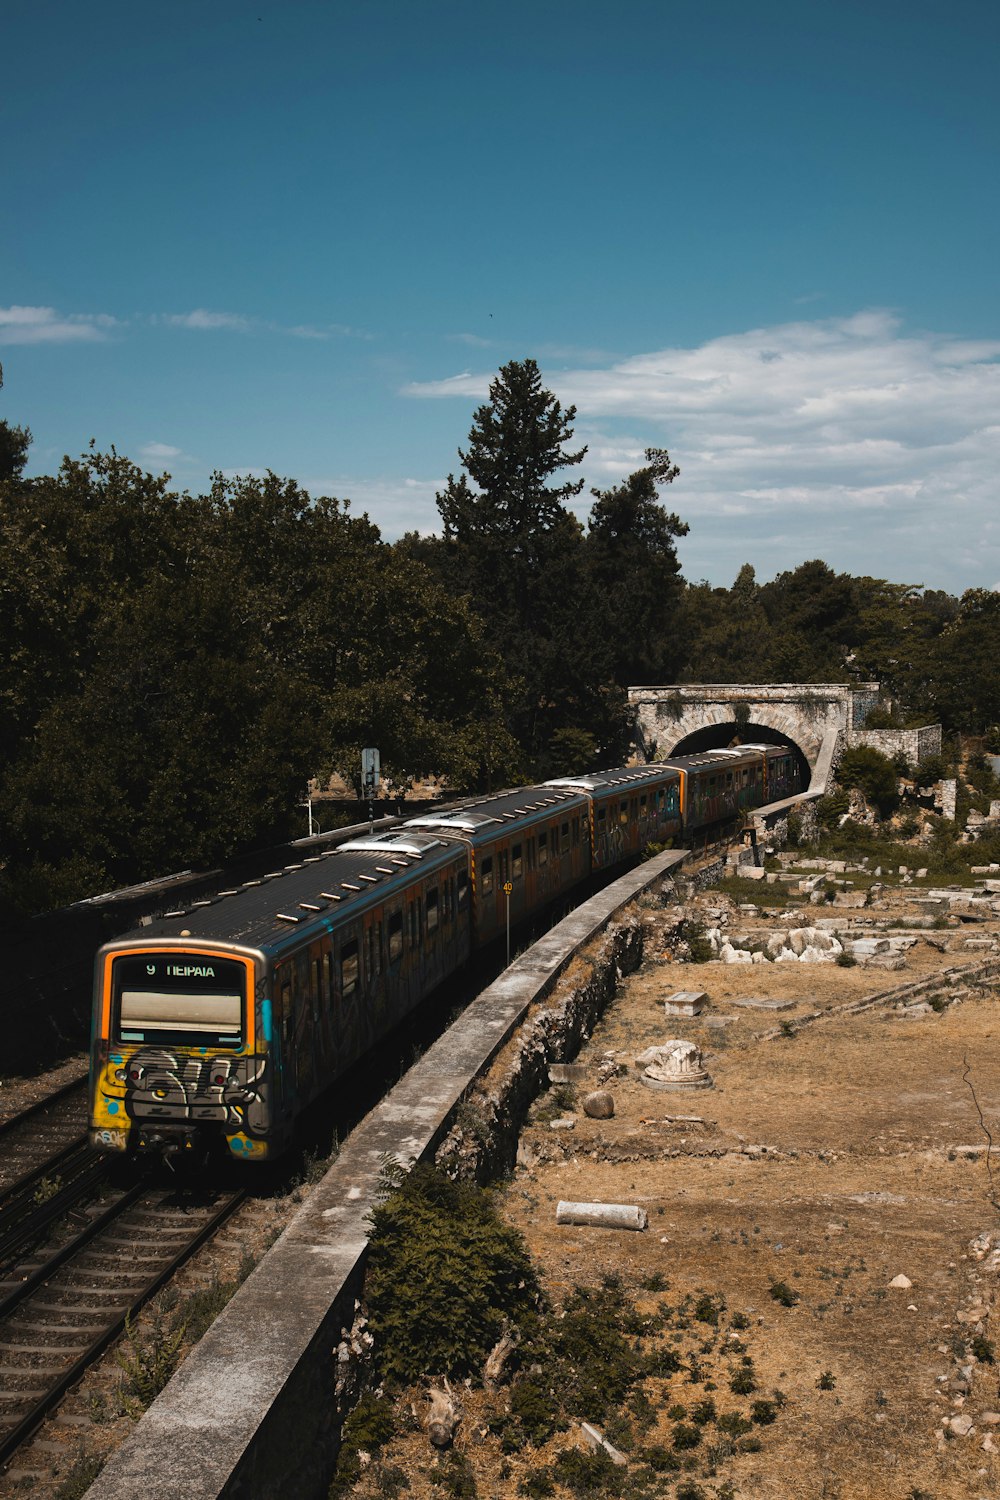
[551,1446,626,1497]
[365,1164,539,1383]
[330,1391,397,1495]
[431,1451,478,1498]
[717,1411,752,1436]
[640,1444,679,1472]
[693,1293,723,1326]
[837,746,900,818]
[817,1370,837,1390]
[672,1422,702,1450]
[750,1399,779,1425]
[690,1398,717,1425]
[769,1280,799,1307]
[729,1367,756,1395]
[972,1334,996,1364]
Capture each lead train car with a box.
[88,754,796,1163]
[90,832,471,1161]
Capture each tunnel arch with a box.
[663,721,811,790]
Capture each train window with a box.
[341,941,359,998]
[512,843,523,878]
[620,800,628,825]
[458,870,469,907]
[365,924,374,980]
[312,958,322,1022]
[409,901,419,947]
[322,951,333,1006]
[597,806,607,827]
[561,819,569,841]
[640,793,647,811]
[538,830,548,865]
[481,856,494,894]
[388,911,403,962]
[280,982,291,1043]
[573,816,581,845]
[427,888,439,932]
[374,919,383,973]
[726,772,733,786]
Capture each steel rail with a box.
[0,1074,88,1140]
[0,1186,245,1467]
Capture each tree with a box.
[585,449,688,685]
[437,357,586,547]
[0,362,31,479]
[434,359,618,771]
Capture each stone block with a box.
[548,1063,589,1084]
[664,990,709,1017]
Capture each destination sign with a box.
[113,954,246,995]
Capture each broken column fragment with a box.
[634,1040,713,1091]
[556,1201,648,1231]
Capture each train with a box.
[88,744,800,1162]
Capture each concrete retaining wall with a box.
[87,849,688,1500]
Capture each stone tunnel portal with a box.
[666,721,812,792]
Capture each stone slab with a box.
[731,996,797,1011]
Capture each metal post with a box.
[503,880,513,967]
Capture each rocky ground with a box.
[494,872,1000,1500]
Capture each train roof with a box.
[106,835,466,956]
[404,783,585,839]
[661,744,793,772]
[543,764,679,793]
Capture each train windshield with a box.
[111,953,246,1048]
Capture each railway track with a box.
[0,1178,244,1464]
[0,1075,89,1201]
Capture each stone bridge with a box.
[628,683,881,793]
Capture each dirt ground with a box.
[7,878,1000,1499]
[494,883,1000,1499]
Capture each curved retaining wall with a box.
[86,848,688,1500]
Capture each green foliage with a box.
[816,789,850,829]
[672,1422,702,1450]
[729,1367,756,1395]
[768,1281,799,1307]
[431,1451,478,1498]
[817,1370,837,1389]
[523,1280,645,1427]
[330,1391,398,1495]
[914,753,948,787]
[971,1334,996,1364]
[750,1399,779,1425]
[365,1164,538,1384]
[692,1294,723,1326]
[115,1310,186,1416]
[53,1454,106,1500]
[717,1411,753,1436]
[837,746,900,818]
[552,1445,627,1497]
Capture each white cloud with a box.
[404,311,1000,590]
[138,441,185,461]
[0,305,116,344]
[165,309,252,332]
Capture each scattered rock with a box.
[948,1413,975,1438]
[581,1090,615,1120]
[889,1274,913,1289]
[550,1116,577,1131]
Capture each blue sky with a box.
[3,0,999,593]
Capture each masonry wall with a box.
[846,725,942,765]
